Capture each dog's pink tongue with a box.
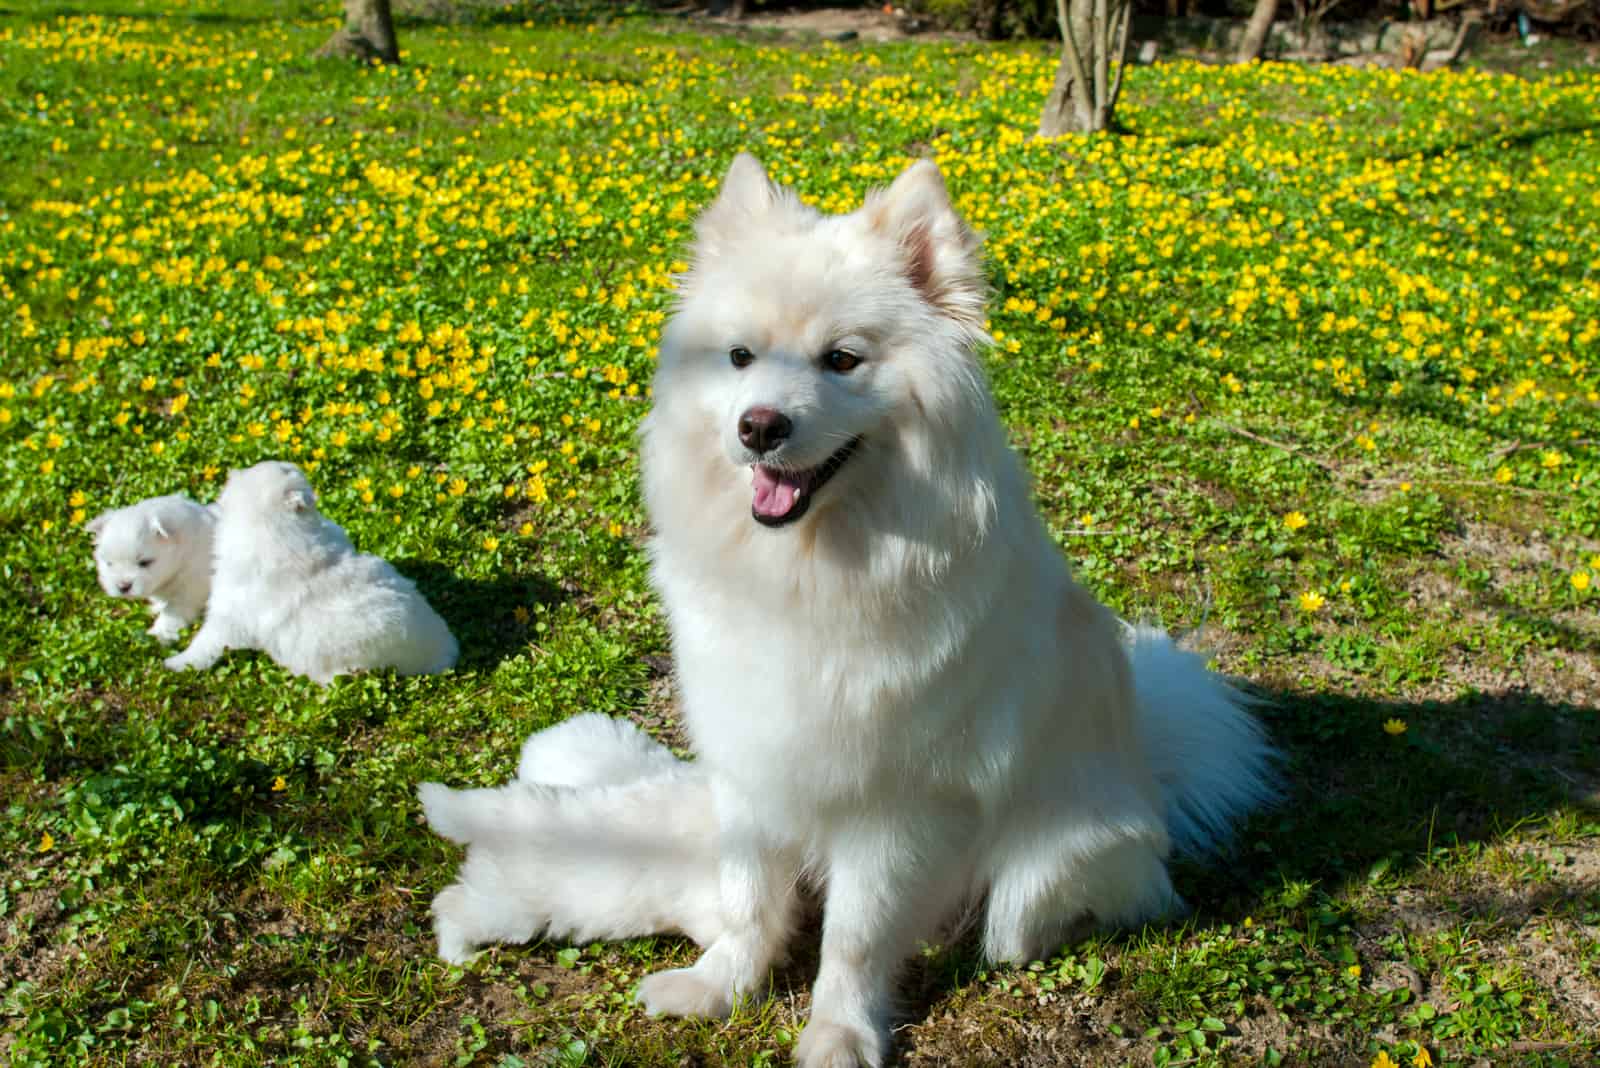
[751,465,802,519]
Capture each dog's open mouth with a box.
[750,437,862,528]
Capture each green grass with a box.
[2,3,1598,1066]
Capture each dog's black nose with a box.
[738,407,792,455]
[117,581,133,594]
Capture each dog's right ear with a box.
[84,510,112,538]
[692,154,801,262]
[283,488,313,513]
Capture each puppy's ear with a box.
[283,488,314,513]
[148,514,172,540]
[84,510,112,538]
[691,153,806,264]
[863,160,985,329]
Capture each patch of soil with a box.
[684,4,973,44]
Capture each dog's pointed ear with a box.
[148,513,172,540]
[692,154,797,262]
[713,153,778,218]
[283,488,313,513]
[84,510,112,538]
[864,160,985,329]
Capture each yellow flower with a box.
[1347,964,1362,978]
[1541,451,1564,469]
[518,521,534,536]
[512,605,530,624]
[482,536,500,551]
[1573,571,1592,592]
[69,490,87,507]
[1298,590,1325,613]
[1372,1053,1400,1068]
[608,521,623,538]
[1383,718,1407,736]
[1283,511,1308,532]
[1493,465,1513,483]
[1411,1047,1433,1068]
[448,478,467,497]
[38,831,55,853]
[271,775,287,792]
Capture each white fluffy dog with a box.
[164,460,458,685]
[86,494,217,643]
[421,155,1275,1068]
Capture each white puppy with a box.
[421,715,721,964]
[422,156,1276,1068]
[86,494,217,643]
[164,460,457,685]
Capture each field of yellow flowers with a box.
[2,1,1597,1065]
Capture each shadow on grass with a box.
[1206,685,1599,906]
[392,557,569,672]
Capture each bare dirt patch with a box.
[684,4,973,44]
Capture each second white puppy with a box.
[164,460,458,685]
[86,494,217,643]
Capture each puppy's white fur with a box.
[421,715,720,965]
[164,460,457,685]
[422,156,1275,1067]
[86,494,217,643]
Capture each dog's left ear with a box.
[283,488,314,513]
[692,153,806,264]
[864,160,985,329]
[148,514,172,540]
[84,510,112,539]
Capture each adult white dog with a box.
[86,494,217,643]
[164,460,457,685]
[421,155,1274,1068]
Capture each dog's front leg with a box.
[146,598,188,643]
[162,615,232,672]
[795,803,979,1068]
[637,779,799,1019]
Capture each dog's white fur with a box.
[164,460,458,685]
[420,156,1275,1067]
[86,494,217,643]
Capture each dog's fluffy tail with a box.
[419,716,722,963]
[1125,624,1277,858]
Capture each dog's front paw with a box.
[430,884,481,966]
[794,1019,884,1068]
[163,652,197,672]
[148,617,184,644]
[636,966,734,1019]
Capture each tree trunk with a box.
[1235,0,1279,62]
[1037,0,1130,136]
[318,0,400,64]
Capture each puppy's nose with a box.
[117,581,133,594]
[737,407,793,455]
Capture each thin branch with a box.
[1054,0,1092,124]
[1092,0,1109,118]
[1106,0,1133,117]
[1212,419,1345,476]
[1487,438,1596,462]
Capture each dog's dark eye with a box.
[138,559,153,568]
[822,349,861,373]
[729,346,755,369]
